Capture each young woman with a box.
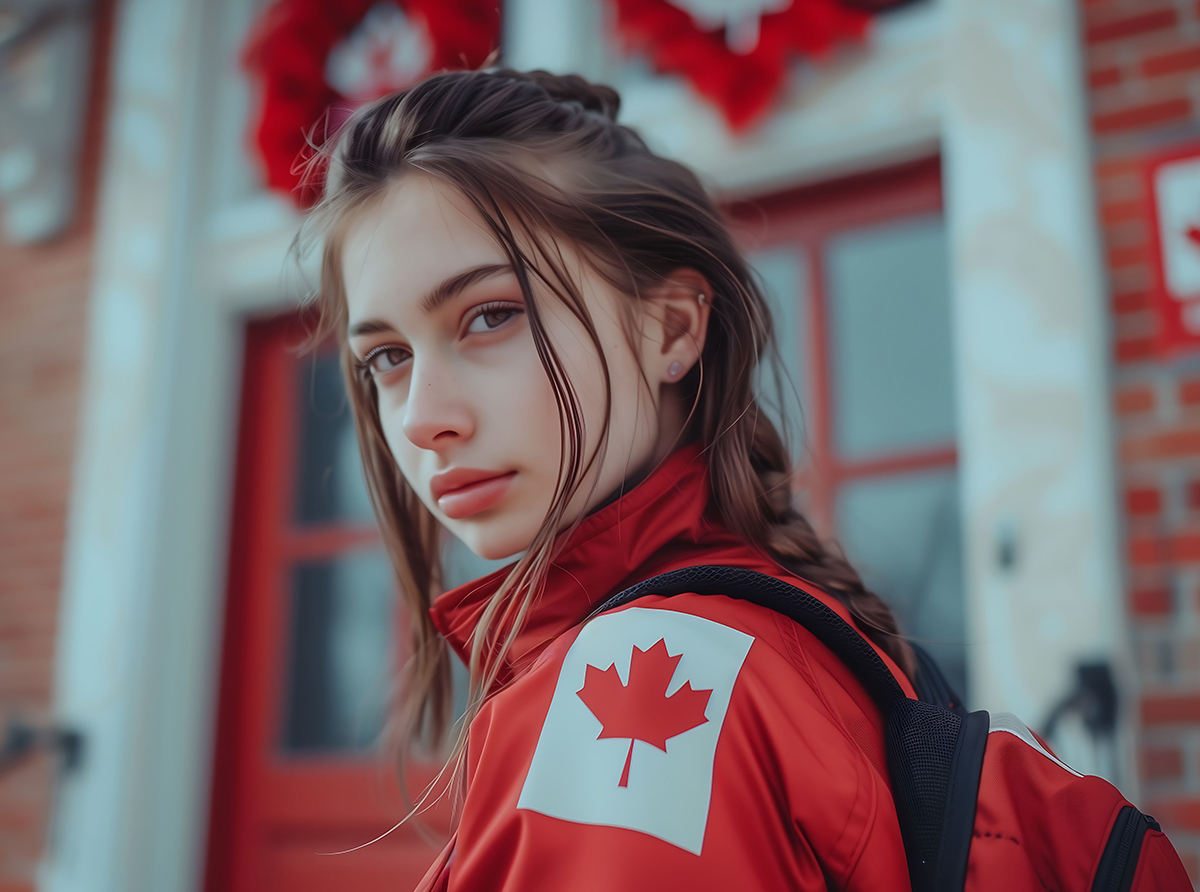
[300,68,921,891]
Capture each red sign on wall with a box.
[1148,143,1200,355]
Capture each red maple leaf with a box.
[1187,224,1200,249]
[576,638,713,787]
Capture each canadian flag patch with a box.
[517,606,754,854]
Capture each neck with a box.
[590,384,692,514]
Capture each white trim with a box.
[989,712,1084,778]
[942,0,1133,789]
[41,1,262,890]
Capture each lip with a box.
[430,468,517,519]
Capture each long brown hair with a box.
[295,68,914,781]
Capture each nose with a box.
[401,356,475,451]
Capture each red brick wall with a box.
[1085,0,1200,882]
[0,4,113,890]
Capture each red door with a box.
[205,315,453,892]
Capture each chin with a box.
[455,521,533,562]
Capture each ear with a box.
[641,267,712,387]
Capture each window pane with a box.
[825,216,955,458]
[282,549,395,753]
[748,246,811,460]
[294,351,374,526]
[836,468,967,699]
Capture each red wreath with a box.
[244,0,500,206]
[610,0,881,131]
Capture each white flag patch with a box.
[517,606,754,854]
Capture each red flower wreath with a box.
[243,0,500,206]
[609,0,876,131]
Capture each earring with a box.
[669,361,683,378]
[697,292,706,304]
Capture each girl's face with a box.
[341,174,708,560]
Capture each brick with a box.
[1132,586,1172,615]
[1116,335,1156,364]
[1101,199,1147,227]
[1116,385,1156,414]
[1123,428,1200,462]
[1181,847,1200,884]
[1094,97,1193,134]
[1127,485,1163,514]
[1130,535,1167,565]
[1146,796,1200,829]
[1142,745,1184,779]
[0,0,115,879]
[1144,44,1200,78]
[1096,156,1144,179]
[1130,531,1200,564]
[1176,533,1200,562]
[1090,66,1122,89]
[1107,243,1152,269]
[1091,68,1200,117]
[1143,693,1200,724]
[1113,290,1150,314]
[1086,8,1178,45]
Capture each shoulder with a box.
[520,592,836,735]
[574,589,819,681]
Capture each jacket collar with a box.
[428,443,751,678]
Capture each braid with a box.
[711,415,917,681]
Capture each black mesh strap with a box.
[591,565,907,711]
[933,709,989,891]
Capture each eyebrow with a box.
[347,263,514,338]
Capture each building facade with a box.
[1,0,1199,888]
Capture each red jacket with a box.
[418,444,919,891]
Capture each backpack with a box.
[595,565,1192,892]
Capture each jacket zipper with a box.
[1091,806,1159,892]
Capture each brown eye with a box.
[466,303,522,334]
[361,345,410,375]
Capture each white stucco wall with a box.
[942,0,1130,783]
[43,1,241,890]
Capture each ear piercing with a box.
[666,295,704,381]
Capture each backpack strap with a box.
[887,700,988,891]
[593,564,906,711]
[592,564,983,892]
